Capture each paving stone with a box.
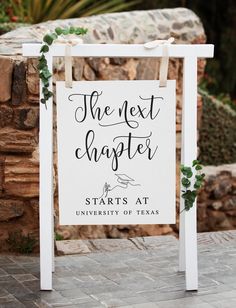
[5,283,33,298]
[130,303,159,308]
[71,296,102,305]
[140,290,193,302]
[22,279,40,292]
[19,300,39,308]
[0,301,25,308]
[209,299,236,308]
[0,232,236,307]
[0,289,10,298]
[3,265,27,275]
[0,294,16,304]
[59,288,90,300]
[0,269,8,277]
[0,256,14,265]
[12,274,38,282]
[9,256,38,264]
[154,296,208,307]
[123,295,151,305]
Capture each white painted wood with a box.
[39,52,53,290]
[22,42,214,292]
[179,197,186,271]
[180,55,198,290]
[22,43,214,58]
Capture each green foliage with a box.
[0,22,28,35]
[5,0,139,24]
[199,77,236,113]
[55,233,64,241]
[38,27,87,108]
[180,160,205,212]
[0,2,10,23]
[6,231,37,254]
[198,89,236,165]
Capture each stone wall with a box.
[0,8,207,251]
[198,165,236,232]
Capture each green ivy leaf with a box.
[75,27,88,35]
[69,26,75,34]
[37,62,45,70]
[51,33,58,40]
[55,27,63,35]
[180,161,204,213]
[181,177,191,188]
[62,28,70,35]
[43,34,54,45]
[41,68,52,79]
[42,87,49,95]
[194,180,202,189]
[184,200,193,211]
[40,44,49,53]
[192,159,200,167]
[195,164,203,171]
[180,166,193,178]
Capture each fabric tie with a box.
[55,37,83,88]
[144,37,174,87]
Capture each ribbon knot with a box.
[144,37,174,87]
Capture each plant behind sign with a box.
[38,26,87,108]
[180,160,205,212]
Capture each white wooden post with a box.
[39,52,54,290]
[179,55,198,290]
[22,43,213,291]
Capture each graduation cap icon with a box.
[99,173,140,199]
[115,174,135,185]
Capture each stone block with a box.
[83,63,96,80]
[0,56,13,103]
[56,240,91,255]
[212,178,232,199]
[0,157,4,194]
[0,127,37,154]
[99,65,128,80]
[222,197,236,211]
[86,58,105,72]
[11,60,26,105]
[26,58,39,102]
[13,107,39,129]
[0,199,24,222]
[136,58,159,80]
[0,106,13,128]
[4,156,39,198]
[73,58,85,81]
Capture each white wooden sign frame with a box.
[22,43,214,291]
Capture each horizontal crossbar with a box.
[22,43,214,58]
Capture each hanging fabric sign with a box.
[56,80,176,225]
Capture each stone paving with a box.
[0,231,236,307]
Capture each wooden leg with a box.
[180,55,198,291]
[39,55,53,291]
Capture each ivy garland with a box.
[180,160,205,212]
[38,26,87,108]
